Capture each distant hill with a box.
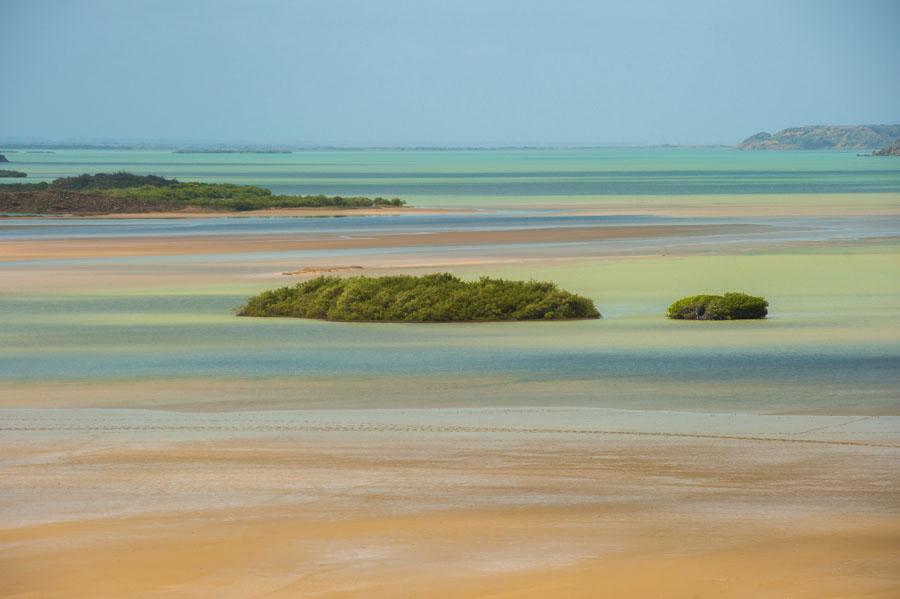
[872,139,900,157]
[739,125,900,150]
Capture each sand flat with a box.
[0,223,761,261]
[528,192,900,217]
[1,408,898,598]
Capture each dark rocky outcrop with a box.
[0,154,9,163]
[738,125,900,150]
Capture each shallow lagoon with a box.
[1,148,898,415]
[2,244,898,414]
[6,147,900,200]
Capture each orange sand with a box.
[1,414,898,598]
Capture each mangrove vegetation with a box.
[0,171,406,213]
[238,274,601,322]
[667,293,768,320]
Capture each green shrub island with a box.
[50,172,176,190]
[667,292,768,320]
[96,181,404,210]
[0,170,27,178]
[238,274,601,322]
[0,171,405,210]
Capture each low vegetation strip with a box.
[0,190,183,214]
[0,172,405,213]
[667,292,768,320]
[0,182,48,192]
[238,274,601,322]
[0,170,27,178]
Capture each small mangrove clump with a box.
[667,292,768,320]
[238,273,600,322]
[0,170,27,178]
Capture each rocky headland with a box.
[872,139,900,157]
[739,125,900,150]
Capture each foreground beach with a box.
[2,408,898,598]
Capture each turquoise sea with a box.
[5,147,900,201]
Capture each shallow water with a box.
[1,248,898,413]
[1,213,898,241]
[5,147,900,201]
[1,148,898,415]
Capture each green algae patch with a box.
[238,274,600,322]
[667,293,768,320]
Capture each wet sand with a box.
[6,192,899,218]
[533,192,900,217]
[0,223,760,261]
[1,408,898,598]
[0,206,463,219]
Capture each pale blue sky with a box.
[2,0,899,145]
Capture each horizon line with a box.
[0,140,735,151]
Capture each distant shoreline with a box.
[0,143,733,152]
[173,149,293,154]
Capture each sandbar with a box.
[0,223,762,261]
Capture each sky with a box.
[2,0,899,146]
